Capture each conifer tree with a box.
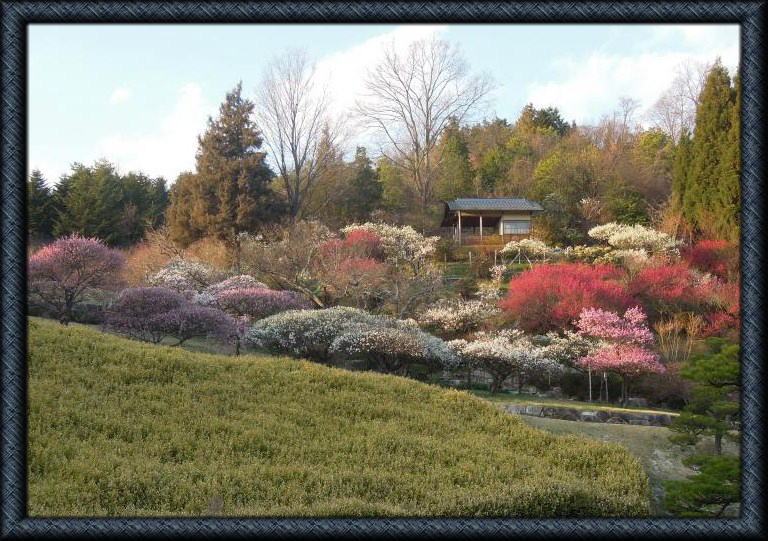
[436,120,474,200]
[343,147,382,222]
[27,169,55,239]
[671,128,692,214]
[684,61,738,240]
[166,83,281,266]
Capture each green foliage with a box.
[28,317,649,517]
[53,161,168,246]
[668,339,739,454]
[27,169,55,238]
[681,61,740,241]
[663,454,740,517]
[339,147,382,223]
[516,103,570,137]
[166,83,282,259]
[436,121,474,200]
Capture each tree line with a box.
[27,39,740,252]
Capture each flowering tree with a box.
[105,287,186,342]
[341,222,439,274]
[417,298,500,339]
[501,263,632,333]
[500,238,550,266]
[682,240,737,280]
[151,304,236,346]
[341,229,384,260]
[588,222,681,254]
[449,330,561,393]
[105,286,236,347]
[147,259,222,294]
[212,287,311,320]
[249,307,380,363]
[330,321,458,375]
[27,235,125,325]
[575,306,665,405]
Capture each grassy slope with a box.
[28,317,649,517]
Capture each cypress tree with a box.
[712,69,740,242]
[671,128,692,216]
[166,82,282,266]
[344,147,382,222]
[685,61,737,239]
[27,169,55,239]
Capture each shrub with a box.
[562,245,613,264]
[500,238,550,262]
[27,235,125,325]
[500,263,632,333]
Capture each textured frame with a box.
[1,2,764,538]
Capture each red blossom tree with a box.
[342,229,384,260]
[500,263,632,333]
[575,306,665,405]
[28,235,125,324]
[682,240,737,280]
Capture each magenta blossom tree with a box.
[151,304,236,346]
[575,306,665,405]
[212,287,311,321]
[28,235,124,325]
[105,287,186,343]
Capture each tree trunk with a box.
[714,433,723,455]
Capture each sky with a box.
[28,23,739,185]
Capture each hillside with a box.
[28,317,649,517]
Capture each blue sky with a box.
[28,23,739,184]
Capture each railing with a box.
[460,233,529,246]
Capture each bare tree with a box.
[356,38,493,212]
[647,59,709,141]
[254,50,342,220]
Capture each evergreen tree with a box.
[712,69,740,242]
[343,147,382,222]
[671,128,692,213]
[684,61,738,239]
[27,169,55,239]
[54,161,125,245]
[436,120,474,200]
[166,82,282,265]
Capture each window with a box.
[502,220,530,234]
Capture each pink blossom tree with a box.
[28,235,124,324]
[575,306,665,405]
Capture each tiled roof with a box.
[445,198,544,212]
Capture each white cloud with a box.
[313,24,448,153]
[526,26,739,126]
[109,87,132,105]
[98,83,212,181]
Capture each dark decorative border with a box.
[1,2,764,539]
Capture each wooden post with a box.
[457,210,462,244]
[479,214,483,238]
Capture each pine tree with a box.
[684,61,738,239]
[27,169,55,239]
[166,82,282,266]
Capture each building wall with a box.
[497,212,532,234]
